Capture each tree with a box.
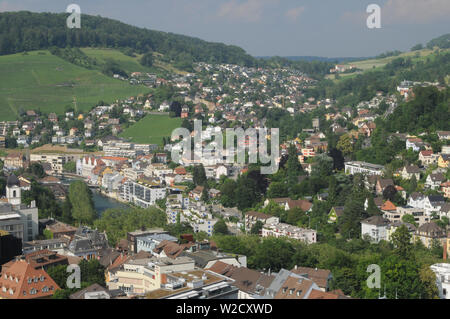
[140,52,153,67]
[312,154,333,178]
[94,207,167,246]
[366,195,381,216]
[250,221,264,235]
[63,161,76,173]
[337,134,354,156]
[411,43,424,51]
[213,219,229,235]
[401,214,418,227]
[383,185,397,201]
[201,186,209,202]
[251,237,295,272]
[27,163,45,178]
[68,180,97,225]
[193,164,207,186]
[267,181,288,198]
[419,265,439,299]
[408,174,418,194]
[287,144,303,193]
[391,225,412,259]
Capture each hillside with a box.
[0,50,151,120]
[0,11,257,68]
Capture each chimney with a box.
[294,265,297,270]
[444,241,448,261]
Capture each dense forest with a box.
[383,86,450,133]
[0,11,257,67]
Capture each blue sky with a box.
[1,0,449,57]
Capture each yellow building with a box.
[438,154,449,168]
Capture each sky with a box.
[0,0,449,58]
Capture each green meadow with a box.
[0,50,151,120]
[120,114,182,146]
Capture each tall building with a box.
[0,230,22,269]
[0,174,39,242]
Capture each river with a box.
[91,190,130,214]
[60,176,130,215]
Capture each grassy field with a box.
[0,50,152,120]
[120,114,182,146]
[81,48,187,75]
[326,48,449,81]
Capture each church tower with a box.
[6,174,21,206]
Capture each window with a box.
[444,289,447,296]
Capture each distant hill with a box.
[0,11,257,68]
[427,33,450,49]
[258,56,370,63]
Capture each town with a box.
[0,7,449,302]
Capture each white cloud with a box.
[217,0,279,22]
[285,6,305,22]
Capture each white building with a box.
[361,215,389,243]
[0,175,39,242]
[262,223,317,244]
[430,263,450,299]
[344,161,384,176]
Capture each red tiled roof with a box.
[0,260,60,299]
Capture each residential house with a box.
[430,263,450,299]
[361,215,390,243]
[290,266,332,292]
[4,153,26,170]
[0,260,60,299]
[425,173,446,190]
[285,199,313,212]
[261,223,316,244]
[414,222,446,248]
[386,222,417,242]
[244,211,279,231]
[328,206,344,223]
[441,182,450,199]
[376,178,394,195]
[419,150,437,166]
[399,165,421,180]
[438,154,450,168]
[395,206,430,226]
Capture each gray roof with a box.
[361,215,390,226]
[6,174,20,187]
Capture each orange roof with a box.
[381,200,397,211]
[308,289,340,299]
[0,260,60,299]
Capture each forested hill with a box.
[0,11,257,66]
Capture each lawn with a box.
[0,50,151,120]
[120,114,182,146]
